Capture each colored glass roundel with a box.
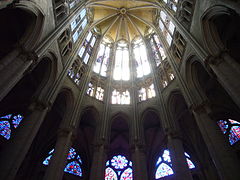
[105,155,133,180]
[0,114,23,140]
[217,119,240,145]
[43,147,83,177]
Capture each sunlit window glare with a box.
[113,43,130,81]
[112,90,130,104]
[133,42,151,78]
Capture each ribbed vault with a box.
[87,0,158,42]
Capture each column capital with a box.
[28,99,50,111]
[166,128,183,140]
[57,127,74,139]
[190,100,212,114]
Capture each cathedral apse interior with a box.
[0,0,240,180]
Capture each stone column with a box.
[43,128,73,180]
[207,53,240,108]
[192,103,240,180]
[89,144,107,180]
[0,52,34,102]
[131,144,148,180]
[0,100,49,180]
[167,130,193,180]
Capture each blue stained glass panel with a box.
[0,121,11,140]
[0,114,12,119]
[217,120,228,134]
[155,163,174,179]
[43,155,52,166]
[229,126,240,145]
[64,161,82,176]
[12,115,23,128]
[67,148,76,160]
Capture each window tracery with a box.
[0,114,23,140]
[138,84,156,102]
[86,81,105,101]
[105,155,133,180]
[43,147,83,177]
[78,31,97,64]
[113,41,130,81]
[155,149,195,179]
[112,89,130,105]
[162,0,179,12]
[68,59,85,86]
[159,11,176,46]
[71,8,87,43]
[93,42,112,77]
[217,119,240,145]
[133,38,151,78]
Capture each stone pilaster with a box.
[167,129,193,180]
[192,103,240,180]
[43,128,74,180]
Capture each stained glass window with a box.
[159,11,175,46]
[0,114,23,140]
[77,31,97,64]
[138,84,156,102]
[43,147,83,177]
[162,0,179,12]
[105,155,133,180]
[93,43,111,77]
[86,81,105,101]
[113,42,130,81]
[133,40,151,78]
[71,8,87,43]
[112,90,130,105]
[155,150,195,179]
[217,119,240,145]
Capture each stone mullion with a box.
[129,43,139,145]
[70,36,101,127]
[152,37,170,86]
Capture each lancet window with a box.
[162,0,179,12]
[217,119,240,145]
[86,81,104,101]
[71,8,88,43]
[93,42,112,77]
[0,114,23,140]
[105,155,133,180]
[133,38,151,78]
[113,41,130,81]
[149,34,167,66]
[43,147,83,177]
[58,28,72,57]
[139,84,156,102]
[68,59,85,86]
[78,31,97,64]
[155,149,195,179]
[112,89,130,105]
[69,0,82,10]
[159,11,176,46]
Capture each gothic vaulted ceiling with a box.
[87,0,158,42]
